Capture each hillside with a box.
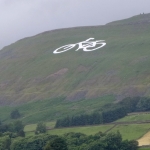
[0,13,150,105]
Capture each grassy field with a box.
[25,124,113,136]
[24,121,56,132]
[139,148,150,150]
[116,113,150,122]
[47,125,113,136]
[24,122,150,142]
[47,123,150,141]
[109,124,150,140]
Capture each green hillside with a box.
[0,13,150,105]
[0,95,114,123]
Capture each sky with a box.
[0,0,150,50]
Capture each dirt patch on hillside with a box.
[46,68,68,78]
[76,65,89,73]
[138,131,150,146]
[115,86,146,101]
[30,68,68,85]
[0,95,12,105]
[66,90,88,101]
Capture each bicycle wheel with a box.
[53,44,75,54]
[83,41,106,52]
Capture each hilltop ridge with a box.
[107,13,150,25]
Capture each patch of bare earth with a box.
[46,68,68,78]
[66,90,88,101]
[76,65,89,73]
[138,131,150,146]
[29,68,68,86]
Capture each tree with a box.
[35,122,46,134]
[0,136,11,150]
[17,130,25,137]
[13,120,24,133]
[10,109,21,119]
[121,140,138,150]
[136,97,150,111]
[44,137,68,150]
[104,132,122,150]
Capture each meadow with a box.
[109,124,150,140]
[24,121,150,142]
[139,148,150,150]
[116,113,150,122]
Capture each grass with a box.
[0,95,114,124]
[109,124,150,140]
[116,113,150,122]
[24,122,150,141]
[24,121,56,132]
[48,125,113,136]
[139,148,150,150]
[25,124,113,137]
[52,123,150,140]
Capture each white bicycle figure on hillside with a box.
[53,38,106,54]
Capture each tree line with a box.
[0,120,25,137]
[55,97,150,128]
[2,131,138,150]
[55,106,126,128]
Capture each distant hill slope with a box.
[1,13,150,105]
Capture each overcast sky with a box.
[0,0,150,50]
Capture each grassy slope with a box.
[0,14,150,105]
[1,13,150,125]
[0,95,114,123]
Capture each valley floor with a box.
[25,121,150,147]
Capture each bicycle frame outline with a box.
[53,38,106,54]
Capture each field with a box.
[24,122,150,142]
[116,113,150,122]
[109,124,150,140]
[139,148,150,150]
[47,124,150,141]
[25,124,113,136]
[22,109,150,142]
[23,112,150,146]
[24,121,56,132]
[47,125,113,136]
